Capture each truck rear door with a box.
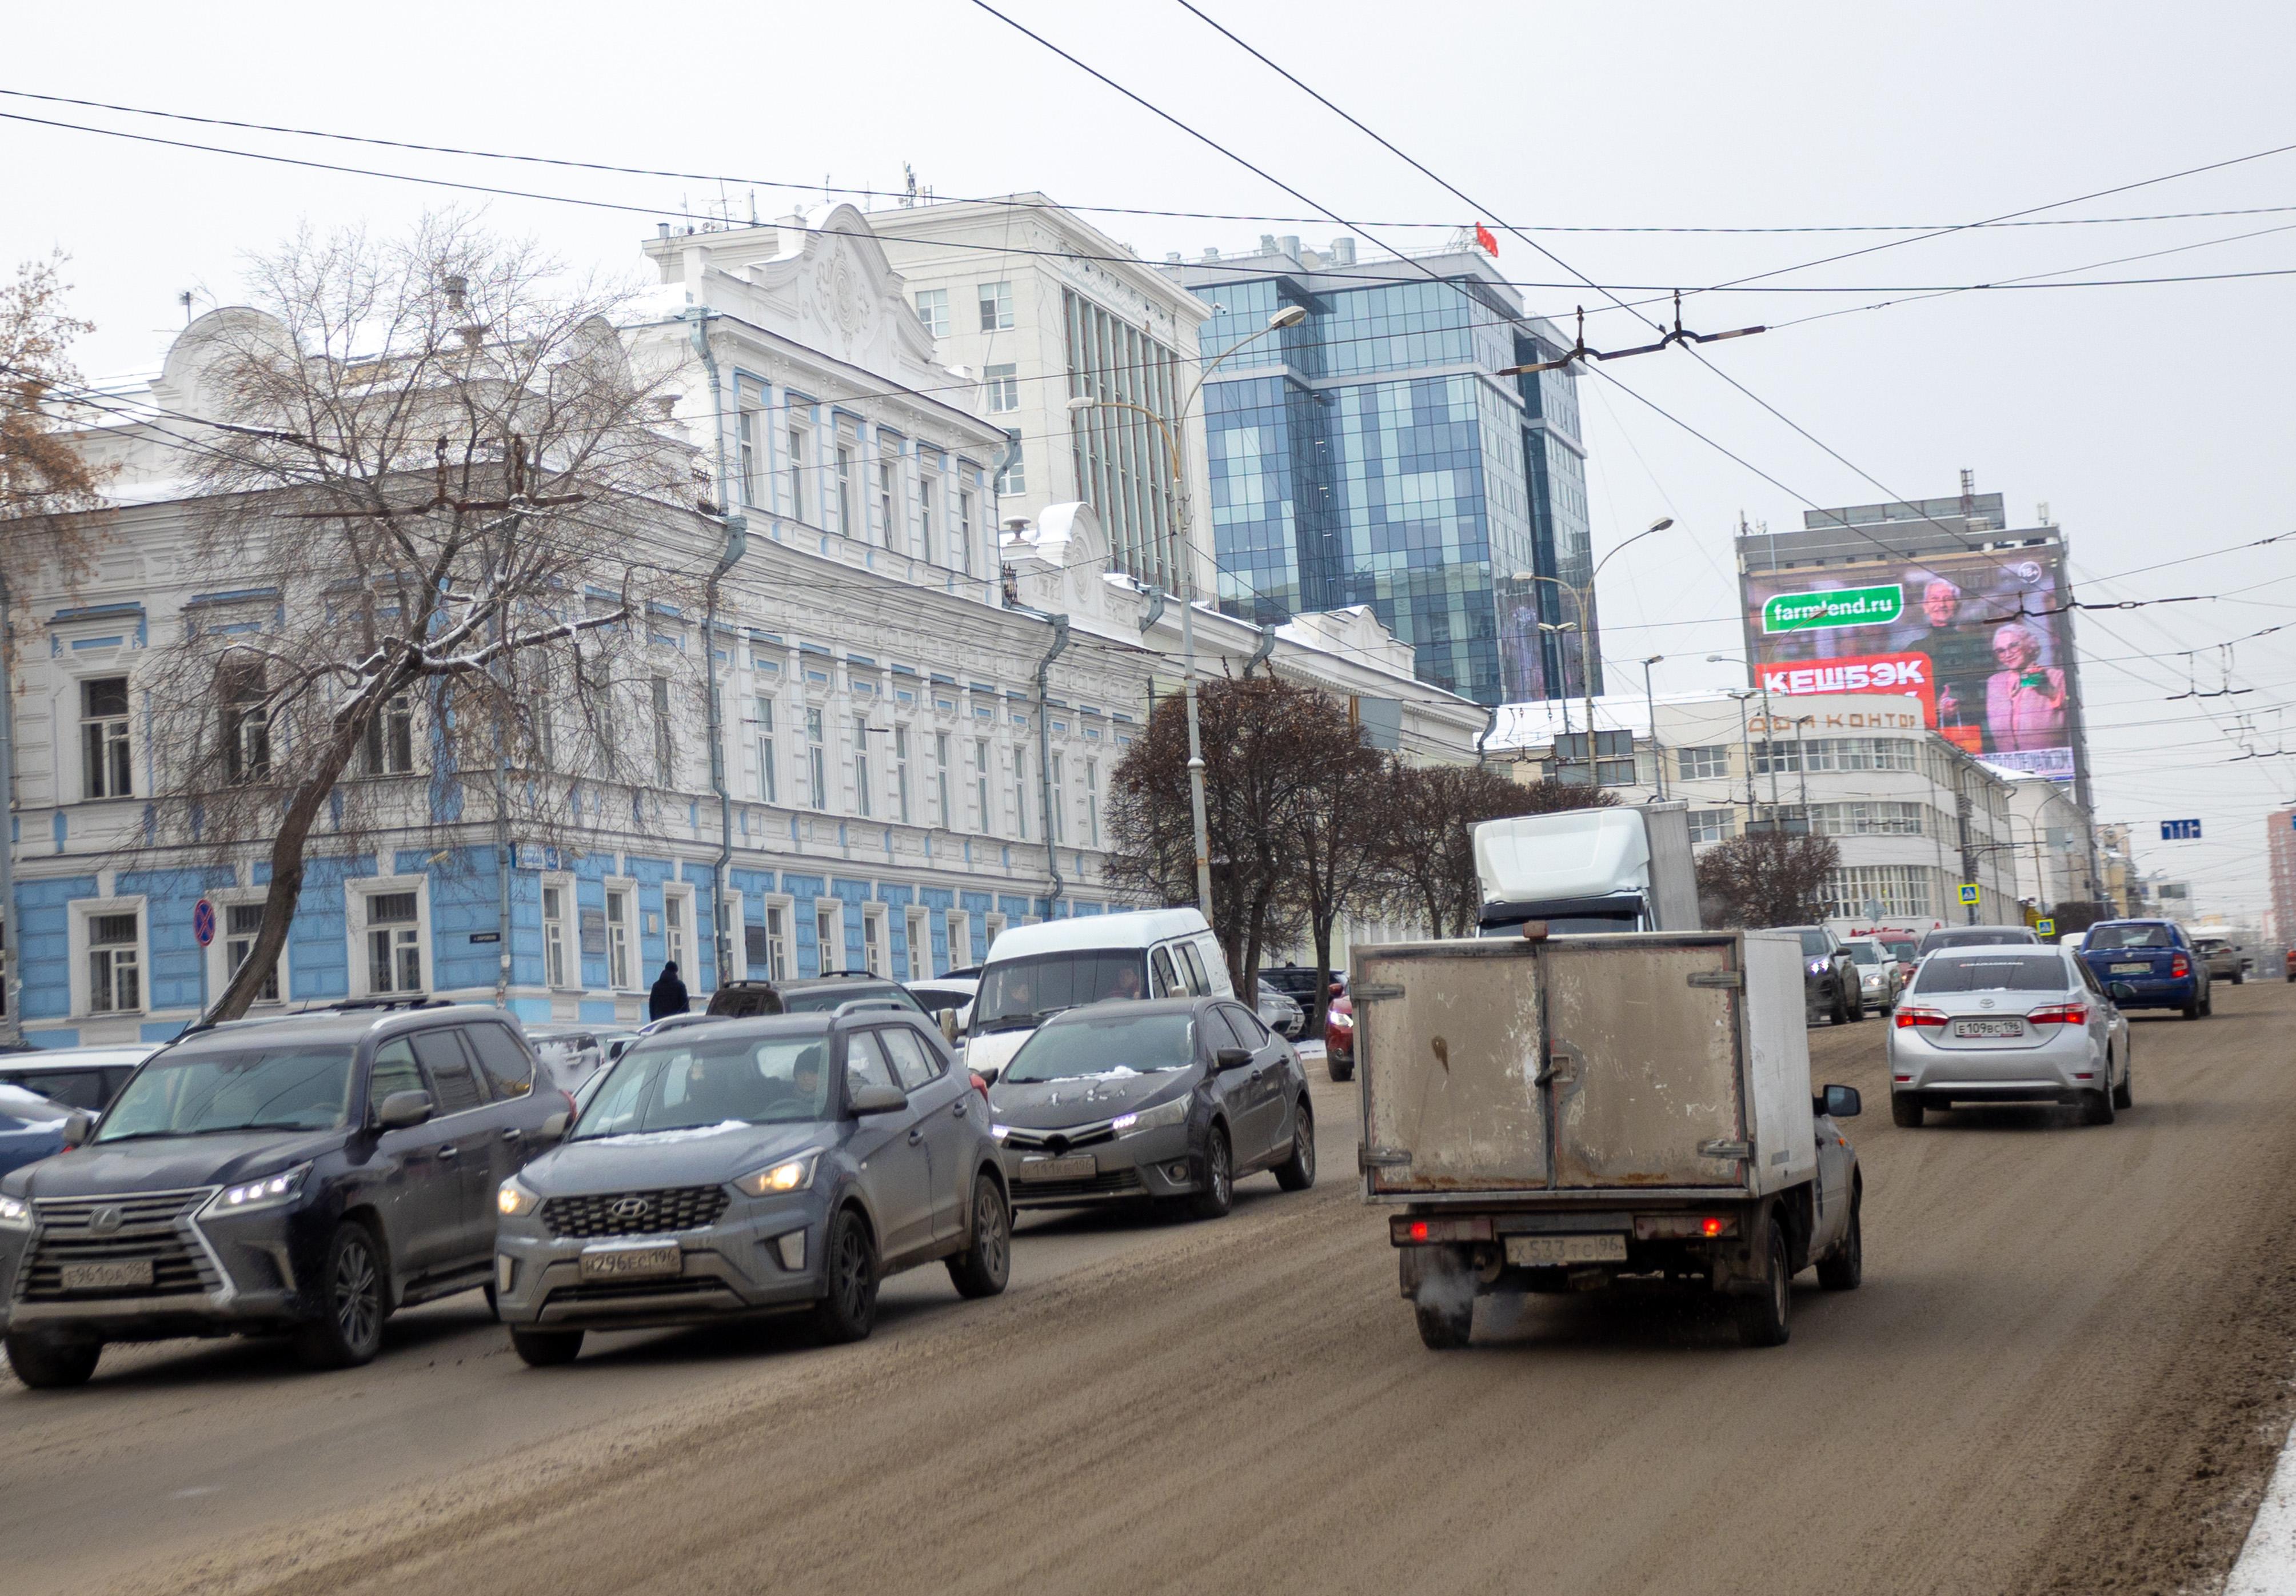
[1543,940,1747,1190]
[1358,944,1549,1194]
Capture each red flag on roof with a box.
[1474,223,1499,256]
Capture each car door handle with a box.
[436,1143,460,1160]
[950,1099,968,1118]
[501,1127,524,1143]
[907,1128,927,1145]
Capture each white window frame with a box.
[78,674,133,801]
[70,896,148,1018]
[541,872,578,989]
[914,288,949,338]
[945,909,970,970]
[1084,756,1100,848]
[852,713,873,818]
[983,911,1007,959]
[207,890,288,1007]
[934,730,952,827]
[754,693,778,804]
[604,880,637,991]
[983,363,1019,413]
[720,891,745,979]
[762,896,793,981]
[662,883,694,979]
[978,281,1014,332]
[736,406,760,507]
[1050,752,1066,844]
[905,907,931,979]
[863,905,887,976]
[973,736,992,833]
[893,725,912,824]
[348,877,430,1000]
[815,900,845,976]
[877,457,897,549]
[787,423,811,522]
[917,474,937,563]
[808,707,829,810]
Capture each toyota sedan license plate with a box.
[2110,963,2149,975]
[1954,1019,2025,1038]
[59,1260,153,1292]
[578,1243,681,1280]
[1504,1235,1627,1266]
[1016,1155,1096,1182]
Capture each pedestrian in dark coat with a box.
[648,961,690,1021]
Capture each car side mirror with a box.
[938,1008,961,1044]
[972,1064,1000,1088]
[1819,1084,1862,1119]
[606,1039,631,1062]
[61,1110,95,1148]
[1215,1047,1253,1071]
[541,1111,569,1139]
[848,1082,909,1115]
[2108,981,2138,1003]
[376,1089,435,1131]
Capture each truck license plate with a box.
[59,1260,153,1292]
[1504,1234,1626,1266]
[1015,1154,1096,1182]
[578,1243,682,1280]
[2110,963,2149,975]
[1954,1019,2025,1038]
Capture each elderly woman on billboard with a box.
[1984,621,2068,752]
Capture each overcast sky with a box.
[9,0,2291,919]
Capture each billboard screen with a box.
[1742,545,2084,785]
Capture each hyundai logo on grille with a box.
[609,1196,656,1221]
[87,1206,125,1235]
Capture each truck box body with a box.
[1356,929,1815,1204]
[1472,804,1700,934]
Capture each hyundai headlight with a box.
[990,1123,1012,1142]
[497,1175,542,1218]
[0,1193,27,1230]
[210,1162,311,1215]
[735,1151,821,1198]
[1110,1095,1191,1136]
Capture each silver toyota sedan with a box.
[1888,945,2131,1127]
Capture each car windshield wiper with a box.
[98,1121,330,1143]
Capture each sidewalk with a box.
[2229,1419,2296,1594]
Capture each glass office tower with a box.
[1164,238,1594,704]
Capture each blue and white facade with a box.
[1162,237,1594,707]
[8,208,1486,1046]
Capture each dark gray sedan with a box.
[987,997,1315,1219]
[493,1011,1009,1366]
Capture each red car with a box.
[2284,948,2295,983]
[1324,991,1354,1083]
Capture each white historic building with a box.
[3,206,1480,1046]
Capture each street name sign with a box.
[1759,584,1904,634]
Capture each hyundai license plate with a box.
[59,1260,152,1292]
[1954,1019,2024,1038]
[1016,1154,1096,1182]
[2110,963,2149,975]
[1504,1235,1627,1266]
[578,1242,682,1280]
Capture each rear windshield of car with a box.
[573,1033,836,1137]
[1003,1011,1196,1083]
[975,951,1151,1032]
[94,1046,357,1140]
[1845,942,1883,965]
[1879,939,1916,960]
[780,985,923,1015]
[1914,955,2071,993]
[1796,931,1832,957]
[1919,928,2034,953]
[2086,924,2175,951]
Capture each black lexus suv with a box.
[0,1004,570,1388]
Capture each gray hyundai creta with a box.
[492,1010,1009,1365]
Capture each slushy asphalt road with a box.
[9,984,2296,1596]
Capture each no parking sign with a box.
[193,897,217,949]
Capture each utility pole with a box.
[1641,656,1665,800]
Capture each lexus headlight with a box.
[1111,1095,1191,1136]
[497,1176,542,1218]
[0,1193,27,1230]
[1808,959,1830,975]
[211,1162,311,1215]
[735,1151,821,1197]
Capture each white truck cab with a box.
[964,908,1232,1082]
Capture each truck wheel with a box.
[293,1222,388,1370]
[1735,1219,1793,1347]
[508,1327,584,1367]
[1188,1126,1235,1220]
[945,1173,1011,1299]
[1326,1054,1353,1083]
[1890,1094,1923,1128]
[4,1331,101,1390]
[2081,1087,2116,1127]
[1413,1294,1474,1350]
[1816,1190,1862,1291]
[1272,1099,1316,1191]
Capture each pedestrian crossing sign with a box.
[1958,883,1980,905]
[2037,917,2055,937]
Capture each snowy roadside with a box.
[2227,1421,2296,1594]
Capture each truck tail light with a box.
[1391,1216,1494,1246]
[2170,955,2190,978]
[1632,1214,1739,1240]
[1895,1006,1948,1028]
[2027,1003,2087,1026]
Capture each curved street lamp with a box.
[1511,515,1675,783]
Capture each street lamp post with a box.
[1710,652,1782,819]
[1510,516,1672,787]
[1640,655,1665,800]
[1067,304,1308,923]
[1539,621,1577,740]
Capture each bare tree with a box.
[1285,729,1396,1036]
[142,216,700,1020]
[0,253,107,585]
[1106,673,1332,992]
[1694,829,1843,928]
[1379,767,1617,938]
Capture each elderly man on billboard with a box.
[1984,622,2069,752]
[1891,572,1992,745]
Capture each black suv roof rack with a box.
[296,996,454,1014]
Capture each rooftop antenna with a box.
[178,290,193,325]
[1959,468,1975,522]
[901,162,919,208]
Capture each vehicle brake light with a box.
[2027,1003,2087,1026]
[1392,1215,1494,1246]
[1895,1006,1948,1028]
[1702,1217,1725,1238]
[2170,955,2190,978]
[1409,1221,1429,1242]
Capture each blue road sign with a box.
[2162,819,2203,840]
[192,897,217,949]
